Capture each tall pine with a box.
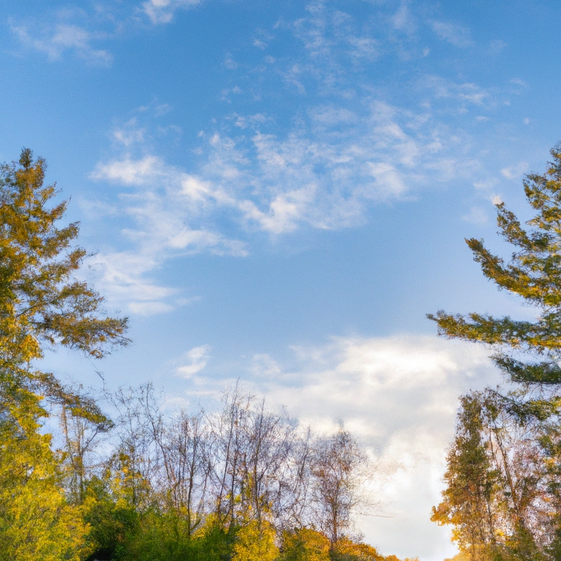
[429,144,561,385]
[0,149,129,560]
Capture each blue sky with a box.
[3,0,561,558]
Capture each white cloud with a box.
[112,118,146,147]
[392,2,416,34]
[84,0,508,315]
[366,162,407,198]
[291,0,382,78]
[490,39,507,53]
[88,87,491,313]
[420,75,492,108]
[11,22,112,65]
[511,78,527,88]
[88,153,248,314]
[172,334,499,560]
[86,251,177,316]
[347,36,379,62]
[473,178,499,191]
[251,354,282,378]
[141,0,203,24]
[92,155,164,185]
[430,20,474,48]
[176,345,212,378]
[180,99,478,233]
[500,161,529,180]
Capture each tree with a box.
[58,385,114,505]
[428,144,561,386]
[432,390,551,561]
[425,143,561,559]
[310,427,371,547]
[280,528,331,561]
[0,377,89,561]
[0,149,129,558]
[0,148,129,384]
[231,518,279,561]
[207,387,299,530]
[431,394,499,561]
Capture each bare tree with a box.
[309,426,372,545]
[207,386,252,528]
[207,387,304,530]
[153,409,211,537]
[54,384,113,504]
[108,383,163,507]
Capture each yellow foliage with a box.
[332,538,385,561]
[281,528,330,561]
[0,390,88,561]
[231,519,279,561]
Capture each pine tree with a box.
[0,148,129,559]
[428,144,561,385]
[0,148,128,370]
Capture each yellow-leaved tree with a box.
[0,149,129,559]
[0,379,87,561]
[231,518,279,561]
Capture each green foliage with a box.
[428,143,561,560]
[431,394,498,557]
[428,144,561,385]
[431,389,554,561]
[83,473,140,560]
[0,148,129,370]
[189,515,237,561]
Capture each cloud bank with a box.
[168,334,501,560]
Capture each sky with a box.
[2,0,561,559]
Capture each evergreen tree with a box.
[0,149,129,559]
[428,144,561,385]
[0,148,129,374]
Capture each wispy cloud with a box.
[175,345,212,378]
[391,2,417,35]
[500,161,529,180]
[86,116,249,314]
[462,206,489,225]
[81,0,518,315]
[9,0,206,65]
[141,0,204,24]
[10,21,113,65]
[86,83,500,314]
[430,20,474,48]
[83,180,247,314]
[419,75,492,108]
[95,97,477,236]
